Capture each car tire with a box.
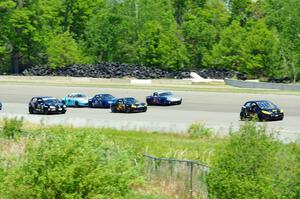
[75,101,79,108]
[29,107,34,114]
[44,108,49,115]
[61,110,66,114]
[125,107,131,113]
[143,107,147,112]
[88,101,93,108]
[111,106,116,113]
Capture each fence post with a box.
[189,162,194,198]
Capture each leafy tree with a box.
[46,32,88,68]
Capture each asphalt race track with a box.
[0,84,299,142]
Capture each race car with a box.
[29,96,67,114]
[110,98,147,113]
[88,94,116,108]
[240,100,284,121]
[146,91,182,105]
[61,93,89,107]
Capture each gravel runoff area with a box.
[0,84,299,142]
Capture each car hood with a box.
[45,102,64,106]
[165,95,182,101]
[75,97,89,102]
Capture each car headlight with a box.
[49,106,55,109]
[262,110,271,115]
[63,105,66,108]
[280,109,284,113]
[131,105,137,108]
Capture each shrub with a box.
[1,117,23,139]
[207,122,298,199]
[0,130,141,198]
[188,122,213,138]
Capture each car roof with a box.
[69,93,85,95]
[245,100,271,104]
[32,96,53,99]
[154,91,173,94]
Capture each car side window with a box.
[37,98,43,104]
[153,92,158,97]
[32,98,37,103]
[245,102,251,108]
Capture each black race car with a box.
[29,96,67,114]
[110,98,147,113]
[240,100,284,121]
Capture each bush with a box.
[207,122,299,199]
[0,130,141,198]
[1,117,23,139]
[188,122,213,138]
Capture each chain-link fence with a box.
[144,154,209,199]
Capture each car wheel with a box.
[125,107,131,113]
[61,110,66,114]
[111,106,116,113]
[88,101,93,108]
[143,107,147,112]
[44,108,49,115]
[75,101,79,108]
[29,107,34,114]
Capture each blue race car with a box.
[88,94,116,108]
[111,98,147,113]
[146,91,182,106]
[61,93,89,107]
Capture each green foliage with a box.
[208,122,299,198]
[0,129,141,198]
[0,0,299,80]
[188,122,213,138]
[47,32,89,68]
[1,117,23,139]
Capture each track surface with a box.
[0,84,299,141]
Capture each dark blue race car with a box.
[146,91,182,106]
[111,98,147,113]
[88,94,116,108]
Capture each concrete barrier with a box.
[225,79,300,91]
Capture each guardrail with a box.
[225,79,300,91]
[144,154,209,199]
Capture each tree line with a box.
[0,0,299,81]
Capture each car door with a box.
[96,95,103,107]
[246,102,257,117]
[36,98,44,112]
[67,95,74,106]
[153,92,159,104]
[116,99,124,111]
[30,98,38,111]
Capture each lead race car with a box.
[110,98,147,113]
[240,100,284,121]
[61,93,89,107]
[88,94,116,108]
[29,96,67,114]
[146,91,182,106]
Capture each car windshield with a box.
[256,101,277,109]
[74,94,86,98]
[124,98,138,104]
[159,92,173,96]
[101,94,114,100]
[44,98,60,104]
